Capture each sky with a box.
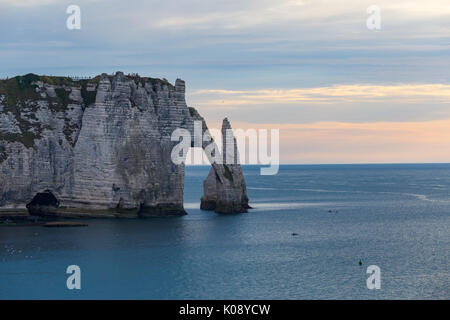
[1,0,449,164]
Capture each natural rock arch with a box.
[185,116,250,214]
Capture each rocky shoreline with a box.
[0,208,126,227]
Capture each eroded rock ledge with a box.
[0,72,250,217]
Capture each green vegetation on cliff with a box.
[0,74,98,148]
[0,73,176,149]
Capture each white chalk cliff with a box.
[0,72,249,217]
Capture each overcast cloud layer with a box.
[1,0,449,163]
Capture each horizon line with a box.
[186,162,450,166]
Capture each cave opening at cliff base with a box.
[26,190,60,209]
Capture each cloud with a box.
[0,0,449,164]
[192,83,450,106]
[187,83,450,126]
[0,0,58,6]
[225,120,450,164]
[0,0,102,7]
[143,0,450,36]
[1,0,449,85]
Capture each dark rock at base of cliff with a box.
[138,204,187,217]
[201,197,251,214]
[214,200,248,214]
[43,221,88,227]
[200,198,216,211]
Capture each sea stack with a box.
[0,72,249,217]
[200,118,250,213]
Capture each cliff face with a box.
[0,72,249,217]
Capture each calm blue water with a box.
[1,164,449,299]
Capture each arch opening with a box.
[183,147,211,213]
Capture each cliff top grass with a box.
[122,73,175,89]
[0,74,86,148]
[0,74,44,148]
[0,73,95,109]
[0,73,176,149]
[0,73,174,97]
[0,72,177,115]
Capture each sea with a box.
[0,164,449,299]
